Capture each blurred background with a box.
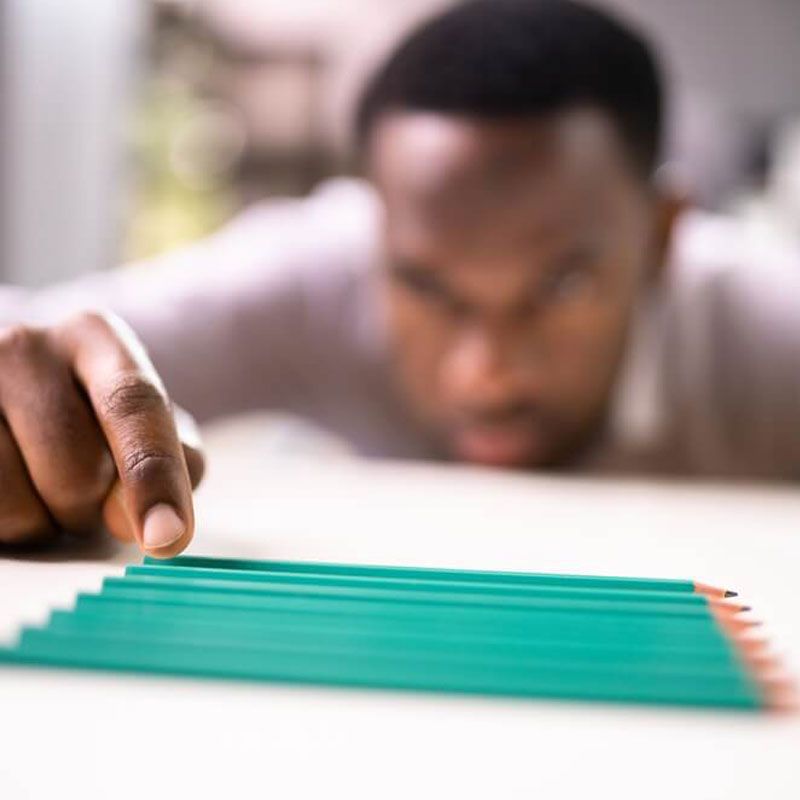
[1,0,799,286]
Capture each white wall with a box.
[599,0,800,117]
[598,0,800,204]
[205,0,800,205]
[0,0,144,286]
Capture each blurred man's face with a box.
[369,109,663,468]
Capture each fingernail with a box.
[142,504,185,551]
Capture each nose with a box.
[440,324,538,408]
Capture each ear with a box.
[648,167,691,284]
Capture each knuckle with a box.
[51,309,114,355]
[0,509,53,545]
[122,447,180,486]
[47,456,116,514]
[0,323,44,360]
[63,308,112,334]
[98,373,166,423]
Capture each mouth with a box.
[451,420,546,468]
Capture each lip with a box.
[452,424,544,468]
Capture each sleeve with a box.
[724,241,800,477]
[678,215,800,478]
[0,179,381,423]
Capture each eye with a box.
[392,265,446,300]
[391,265,473,317]
[539,260,595,303]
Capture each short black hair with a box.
[356,0,663,176]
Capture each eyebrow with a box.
[389,256,438,272]
[389,259,449,291]
[536,240,607,271]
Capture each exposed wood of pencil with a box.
[710,609,762,635]
[716,599,797,713]
[760,676,799,712]
[733,637,770,655]
[707,600,750,614]
[743,653,781,672]
[694,582,739,599]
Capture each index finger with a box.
[59,311,194,557]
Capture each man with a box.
[0,0,797,558]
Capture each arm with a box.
[667,212,800,479]
[0,178,380,553]
[4,178,380,423]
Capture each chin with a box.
[460,453,538,470]
[450,433,548,470]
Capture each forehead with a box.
[368,109,641,259]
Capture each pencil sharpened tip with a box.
[694,581,730,599]
[725,590,738,598]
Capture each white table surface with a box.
[1,420,799,799]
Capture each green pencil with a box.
[46,608,747,669]
[19,621,749,680]
[102,576,739,620]
[2,630,762,709]
[90,588,740,652]
[147,555,735,598]
[75,593,735,649]
[0,556,771,711]
[126,565,717,606]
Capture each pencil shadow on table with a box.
[0,531,133,563]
